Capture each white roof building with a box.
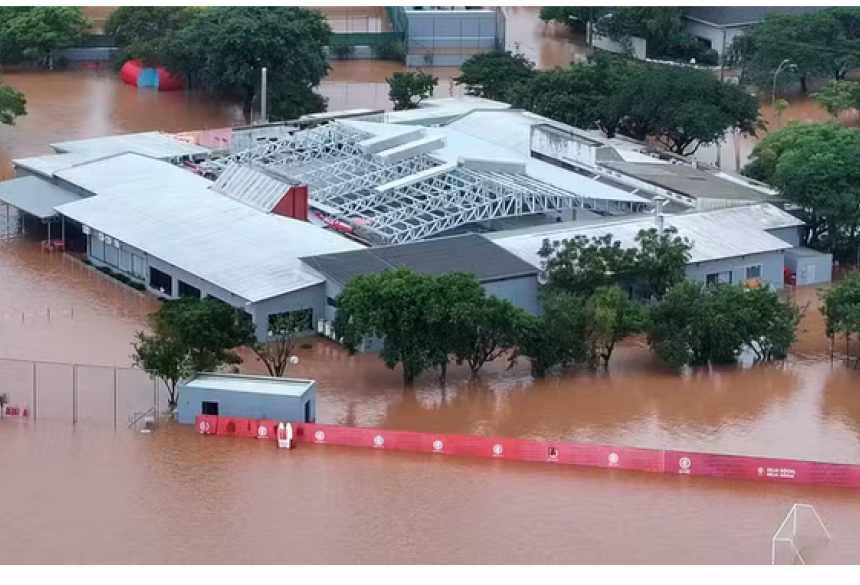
[490,203,804,268]
[50,131,212,160]
[54,154,363,303]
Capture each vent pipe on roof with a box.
[653,196,665,235]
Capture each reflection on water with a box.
[2,9,860,563]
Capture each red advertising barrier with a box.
[194,416,860,489]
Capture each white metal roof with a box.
[182,373,314,397]
[491,204,801,267]
[0,176,80,219]
[11,152,109,179]
[50,131,211,159]
[55,154,363,302]
[212,163,290,213]
[55,153,209,196]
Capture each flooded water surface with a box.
[2,10,860,564]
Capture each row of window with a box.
[90,235,145,279]
[705,264,762,285]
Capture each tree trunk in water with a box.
[438,361,448,385]
[800,75,808,94]
[242,87,256,125]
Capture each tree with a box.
[741,8,860,93]
[132,331,191,408]
[539,7,611,34]
[454,50,536,102]
[812,80,860,117]
[0,77,26,125]
[647,280,800,368]
[105,6,201,66]
[513,291,588,378]
[583,286,644,369]
[0,7,91,67]
[744,122,860,260]
[334,268,441,385]
[250,312,309,377]
[387,71,438,111]
[452,295,528,378]
[165,7,331,123]
[538,226,691,300]
[509,55,637,138]
[619,63,764,155]
[822,274,860,368]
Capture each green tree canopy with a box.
[452,294,528,377]
[454,50,537,102]
[822,274,860,368]
[511,57,762,154]
[647,280,800,368]
[582,286,645,369]
[740,8,860,92]
[743,122,860,259]
[105,6,201,66]
[164,6,331,122]
[538,226,691,300]
[0,76,26,125]
[514,291,589,378]
[0,7,91,67]
[811,80,860,117]
[387,71,438,110]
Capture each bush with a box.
[332,44,355,59]
[300,343,313,349]
[96,265,112,274]
[373,40,405,62]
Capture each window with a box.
[706,271,732,285]
[90,235,105,261]
[103,243,119,268]
[745,265,762,280]
[178,280,202,299]
[326,296,337,308]
[131,255,145,279]
[202,401,219,416]
[149,267,173,295]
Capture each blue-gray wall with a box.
[684,250,786,289]
[482,276,541,315]
[785,249,833,286]
[250,283,325,341]
[768,226,802,248]
[176,384,316,425]
[403,8,500,67]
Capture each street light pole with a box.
[772,59,794,106]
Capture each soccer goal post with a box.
[771,504,832,565]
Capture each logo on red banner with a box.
[679,457,691,474]
[198,420,210,434]
[432,440,443,452]
[314,430,325,442]
[373,435,385,447]
[257,425,268,438]
[492,444,504,457]
[608,452,619,466]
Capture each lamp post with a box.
[772,59,796,106]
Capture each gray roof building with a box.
[301,233,538,287]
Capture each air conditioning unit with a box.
[317,319,325,334]
[81,225,91,235]
[104,236,112,245]
[97,232,105,242]
[113,238,120,248]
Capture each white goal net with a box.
[771,504,831,565]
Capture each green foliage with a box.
[811,80,860,117]
[647,280,800,368]
[538,7,607,32]
[250,312,310,377]
[386,71,438,110]
[822,274,860,368]
[0,76,26,125]
[744,122,860,259]
[132,298,255,404]
[0,7,91,66]
[372,40,406,62]
[511,57,762,154]
[164,7,331,123]
[515,291,589,377]
[334,268,530,384]
[538,226,691,300]
[105,6,201,66]
[332,44,356,59]
[740,8,860,92]
[455,50,537,101]
[452,294,528,376]
[583,286,645,369]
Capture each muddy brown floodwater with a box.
[3,9,860,565]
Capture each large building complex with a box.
[0,98,832,343]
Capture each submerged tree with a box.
[387,71,438,110]
[583,286,645,369]
[454,50,536,102]
[452,295,528,378]
[513,291,589,378]
[250,312,310,377]
[105,6,201,66]
[132,331,190,408]
[165,6,331,123]
[0,76,26,125]
[822,274,860,368]
[0,7,91,67]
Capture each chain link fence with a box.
[0,357,170,429]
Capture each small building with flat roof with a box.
[176,373,316,425]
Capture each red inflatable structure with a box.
[196,415,860,490]
[120,60,183,91]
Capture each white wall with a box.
[593,33,647,60]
